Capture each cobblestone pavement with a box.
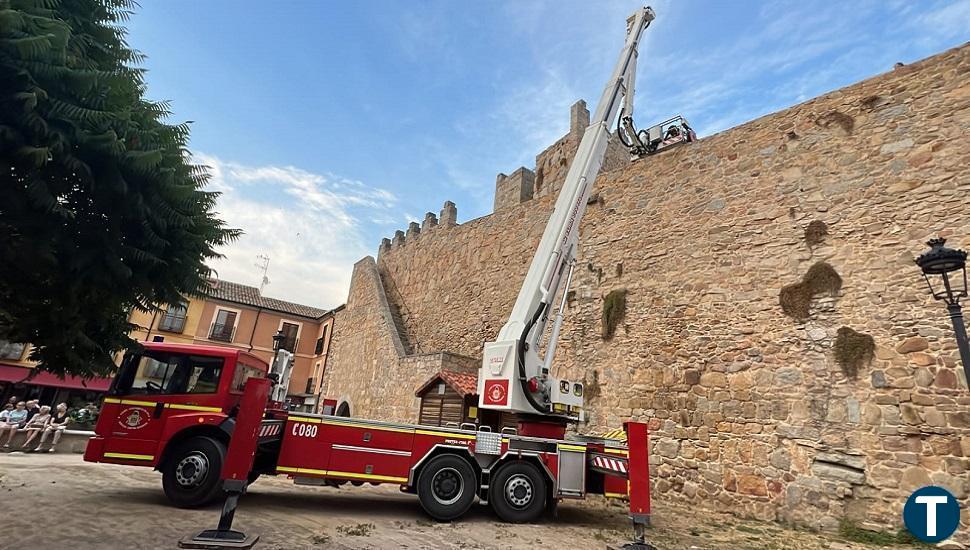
[0,453,918,549]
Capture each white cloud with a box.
[916,0,970,38]
[196,153,398,309]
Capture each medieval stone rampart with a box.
[324,43,970,536]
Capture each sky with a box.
[126,0,970,309]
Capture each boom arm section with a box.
[479,7,655,419]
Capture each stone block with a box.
[700,372,727,388]
[737,474,768,497]
[811,462,866,485]
[896,336,929,353]
[899,466,932,492]
[775,367,802,385]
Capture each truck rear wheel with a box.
[489,461,547,523]
[162,436,226,508]
[416,454,476,521]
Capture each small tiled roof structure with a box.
[206,279,332,319]
[415,370,479,397]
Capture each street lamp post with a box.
[915,237,970,389]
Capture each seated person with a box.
[36,403,70,452]
[0,402,29,448]
[21,405,51,449]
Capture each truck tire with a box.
[416,454,477,521]
[489,461,547,523]
[162,436,226,508]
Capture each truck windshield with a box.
[111,351,224,396]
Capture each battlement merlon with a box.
[570,99,590,139]
[379,202,458,256]
[494,167,536,212]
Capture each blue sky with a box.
[126,0,970,308]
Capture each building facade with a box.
[129,279,340,412]
[3,278,338,413]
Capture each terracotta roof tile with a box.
[416,370,480,398]
[206,279,330,319]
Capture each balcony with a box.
[158,313,187,333]
[209,323,235,343]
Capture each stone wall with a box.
[324,44,970,537]
[323,256,479,422]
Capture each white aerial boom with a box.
[478,7,655,420]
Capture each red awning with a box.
[0,364,112,392]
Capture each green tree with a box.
[0,0,239,378]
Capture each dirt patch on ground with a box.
[0,453,914,549]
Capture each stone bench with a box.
[2,428,94,454]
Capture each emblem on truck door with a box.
[118,407,150,430]
[483,379,509,406]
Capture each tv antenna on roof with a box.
[255,254,270,294]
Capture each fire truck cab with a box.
[85,342,276,507]
[85,342,648,525]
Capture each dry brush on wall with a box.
[779,262,843,319]
[601,289,627,340]
[804,220,829,248]
[833,326,875,379]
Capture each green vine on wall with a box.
[602,289,627,340]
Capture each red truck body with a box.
[85,342,649,525]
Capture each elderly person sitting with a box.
[35,403,70,452]
[0,402,29,448]
[20,405,51,449]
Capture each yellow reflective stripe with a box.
[323,419,414,434]
[166,403,222,413]
[604,492,627,499]
[599,428,627,440]
[558,444,587,452]
[287,416,322,424]
[119,399,156,407]
[104,452,154,461]
[604,448,629,456]
[328,470,408,483]
[275,466,406,483]
[103,398,220,412]
[277,465,328,475]
[414,429,475,440]
[501,438,510,444]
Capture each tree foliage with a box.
[0,0,239,378]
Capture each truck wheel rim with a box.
[175,452,209,488]
[505,474,533,508]
[431,467,463,506]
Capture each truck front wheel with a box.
[489,461,547,523]
[416,454,477,521]
[162,436,226,508]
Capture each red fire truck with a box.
[86,7,662,548]
[85,341,648,524]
